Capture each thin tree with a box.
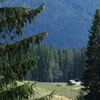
[82,9,100,100]
[0,0,55,99]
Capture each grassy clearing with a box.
[18,81,82,100]
[32,86,72,100]
[32,82,82,100]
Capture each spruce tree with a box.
[72,47,79,79]
[63,48,70,82]
[78,46,86,78]
[57,48,63,81]
[82,9,100,100]
[0,0,55,99]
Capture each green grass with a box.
[32,82,82,100]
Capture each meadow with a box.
[29,82,83,100]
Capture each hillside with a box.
[22,81,80,100]
[1,0,100,49]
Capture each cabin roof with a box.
[69,80,76,84]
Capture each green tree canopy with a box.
[0,0,55,100]
[82,9,100,100]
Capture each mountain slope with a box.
[1,0,100,50]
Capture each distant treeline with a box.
[26,44,86,82]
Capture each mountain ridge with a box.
[1,0,100,50]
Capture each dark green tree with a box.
[62,48,70,82]
[57,48,63,70]
[38,45,51,82]
[57,48,63,81]
[0,0,55,99]
[49,43,55,61]
[82,9,100,100]
[76,90,85,100]
[31,44,51,82]
[78,46,86,78]
[72,47,79,79]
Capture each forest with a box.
[26,44,86,82]
[1,0,100,50]
[1,0,100,100]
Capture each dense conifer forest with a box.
[26,44,86,82]
[1,0,100,99]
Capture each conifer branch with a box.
[0,2,45,40]
[0,82,37,100]
[0,31,47,58]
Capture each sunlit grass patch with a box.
[32,82,82,100]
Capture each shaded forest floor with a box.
[29,81,83,100]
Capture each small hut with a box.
[68,80,76,86]
[68,78,81,86]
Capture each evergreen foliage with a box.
[82,9,100,100]
[29,44,86,82]
[0,0,54,100]
[76,90,85,100]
